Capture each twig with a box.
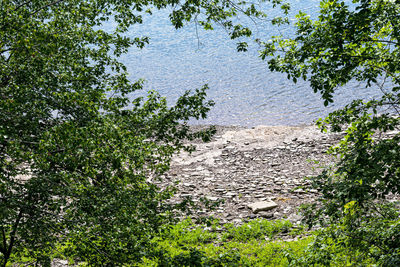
[30,0,65,16]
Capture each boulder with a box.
[247,201,278,213]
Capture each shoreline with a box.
[156,124,344,225]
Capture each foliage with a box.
[5,0,400,265]
[261,0,400,265]
[289,202,400,266]
[0,0,293,265]
[221,218,292,242]
[138,218,311,267]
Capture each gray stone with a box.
[258,211,274,218]
[247,201,278,213]
[206,196,219,201]
[162,125,353,227]
[215,188,226,192]
[287,213,302,223]
[52,259,69,267]
[248,214,257,219]
[294,188,305,194]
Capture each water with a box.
[115,1,383,127]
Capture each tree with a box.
[0,0,286,265]
[261,0,400,265]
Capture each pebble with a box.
[158,126,345,226]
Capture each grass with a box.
[137,218,312,266]
[5,217,379,266]
[137,217,380,266]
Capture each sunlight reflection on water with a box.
[113,1,382,127]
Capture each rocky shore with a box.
[52,124,399,266]
[157,124,344,225]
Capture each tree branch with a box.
[30,0,65,16]
[14,1,33,12]
[0,227,6,254]
[3,209,23,266]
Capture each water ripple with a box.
[113,1,384,127]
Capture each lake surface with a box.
[117,0,382,127]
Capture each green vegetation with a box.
[0,0,288,265]
[1,0,400,265]
[262,0,400,265]
[139,218,311,267]
[0,0,260,265]
[137,218,382,266]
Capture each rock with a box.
[162,125,350,226]
[52,259,69,267]
[247,201,278,213]
[247,214,257,219]
[258,211,274,218]
[206,196,219,201]
[225,192,237,197]
[287,213,302,223]
[283,207,292,213]
[293,188,305,194]
[232,218,242,225]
